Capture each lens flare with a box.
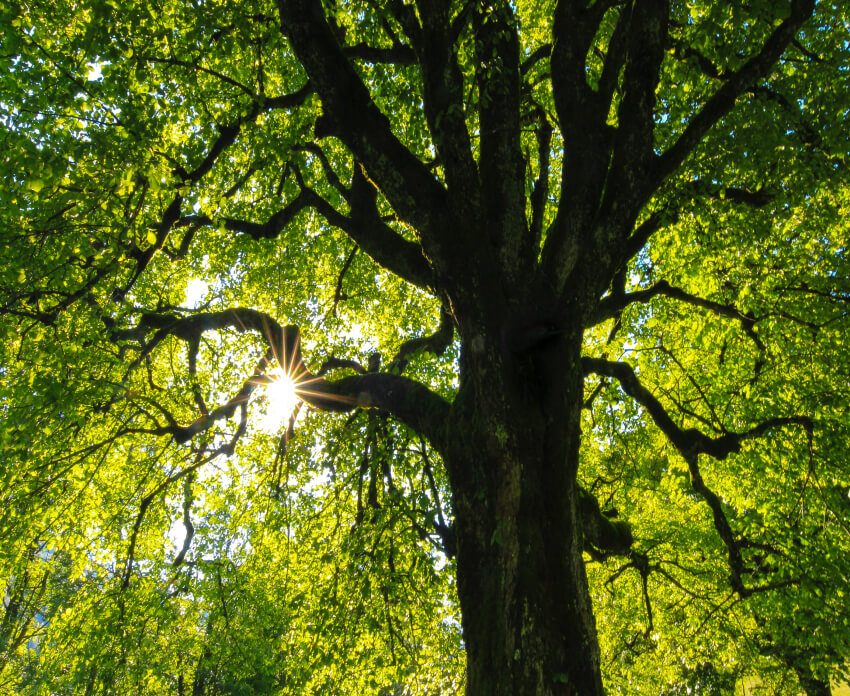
[259,369,299,432]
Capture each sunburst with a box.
[258,368,299,432]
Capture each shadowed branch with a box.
[117,307,451,451]
[583,356,813,595]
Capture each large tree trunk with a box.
[444,327,604,696]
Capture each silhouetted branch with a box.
[343,41,416,65]
[583,356,813,596]
[277,0,450,247]
[593,279,764,354]
[118,307,451,451]
[583,357,810,461]
[172,473,196,567]
[387,306,454,374]
[653,0,815,188]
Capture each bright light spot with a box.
[167,517,187,551]
[185,278,208,308]
[86,62,104,81]
[258,369,299,432]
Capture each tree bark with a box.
[444,328,604,695]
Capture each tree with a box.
[1,0,849,693]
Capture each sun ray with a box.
[258,368,299,432]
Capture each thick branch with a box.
[668,39,727,80]
[277,0,450,253]
[177,170,436,291]
[543,1,667,296]
[582,357,810,461]
[583,357,813,596]
[593,279,764,352]
[122,308,451,451]
[653,0,815,188]
[529,111,553,245]
[606,0,669,205]
[703,184,774,207]
[521,43,552,76]
[338,166,436,290]
[596,4,631,110]
[416,0,479,214]
[177,188,310,240]
[551,0,618,132]
[620,209,667,264]
[297,372,450,450]
[579,487,633,557]
[473,0,528,279]
[542,0,621,293]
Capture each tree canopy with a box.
[1,0,849,694]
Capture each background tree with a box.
[1,0,849,694]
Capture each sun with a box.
[258,369,299,432]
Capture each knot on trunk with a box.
[501,318,562,354]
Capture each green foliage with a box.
[1,0,849,693]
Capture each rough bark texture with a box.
[441,319,603,695]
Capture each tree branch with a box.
[682,449,750,596]
[121,308,451,451]
[592,279,764,353]
[122,449,211,589]
[551,0,618,131]
[386,305,454,374]
[113,84,313,300]
[145,55,257,99]
[331,243,358,316]
[605,0,669,205]
[473,0,529,279]
[297,371,450,450]
[182,83,312,184]
[177,166,436,291]
[529,109,553,246]
[620,209,667,264]
[583,357,813,596]
[521,43,552,76]
[614,177,773,275]
[343,41,416,65]
[653,0,816,188]
[177,188,310,240]
[668,39,727,80]
[172,472,196,567]
[748,85,823,148]
[541,0,621,294]
[579,487,633,557]
[596,3,631,109]
[277,0,452,258]
[415,0,479,213]
[582,357,810,462]
[337,165,436,290]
